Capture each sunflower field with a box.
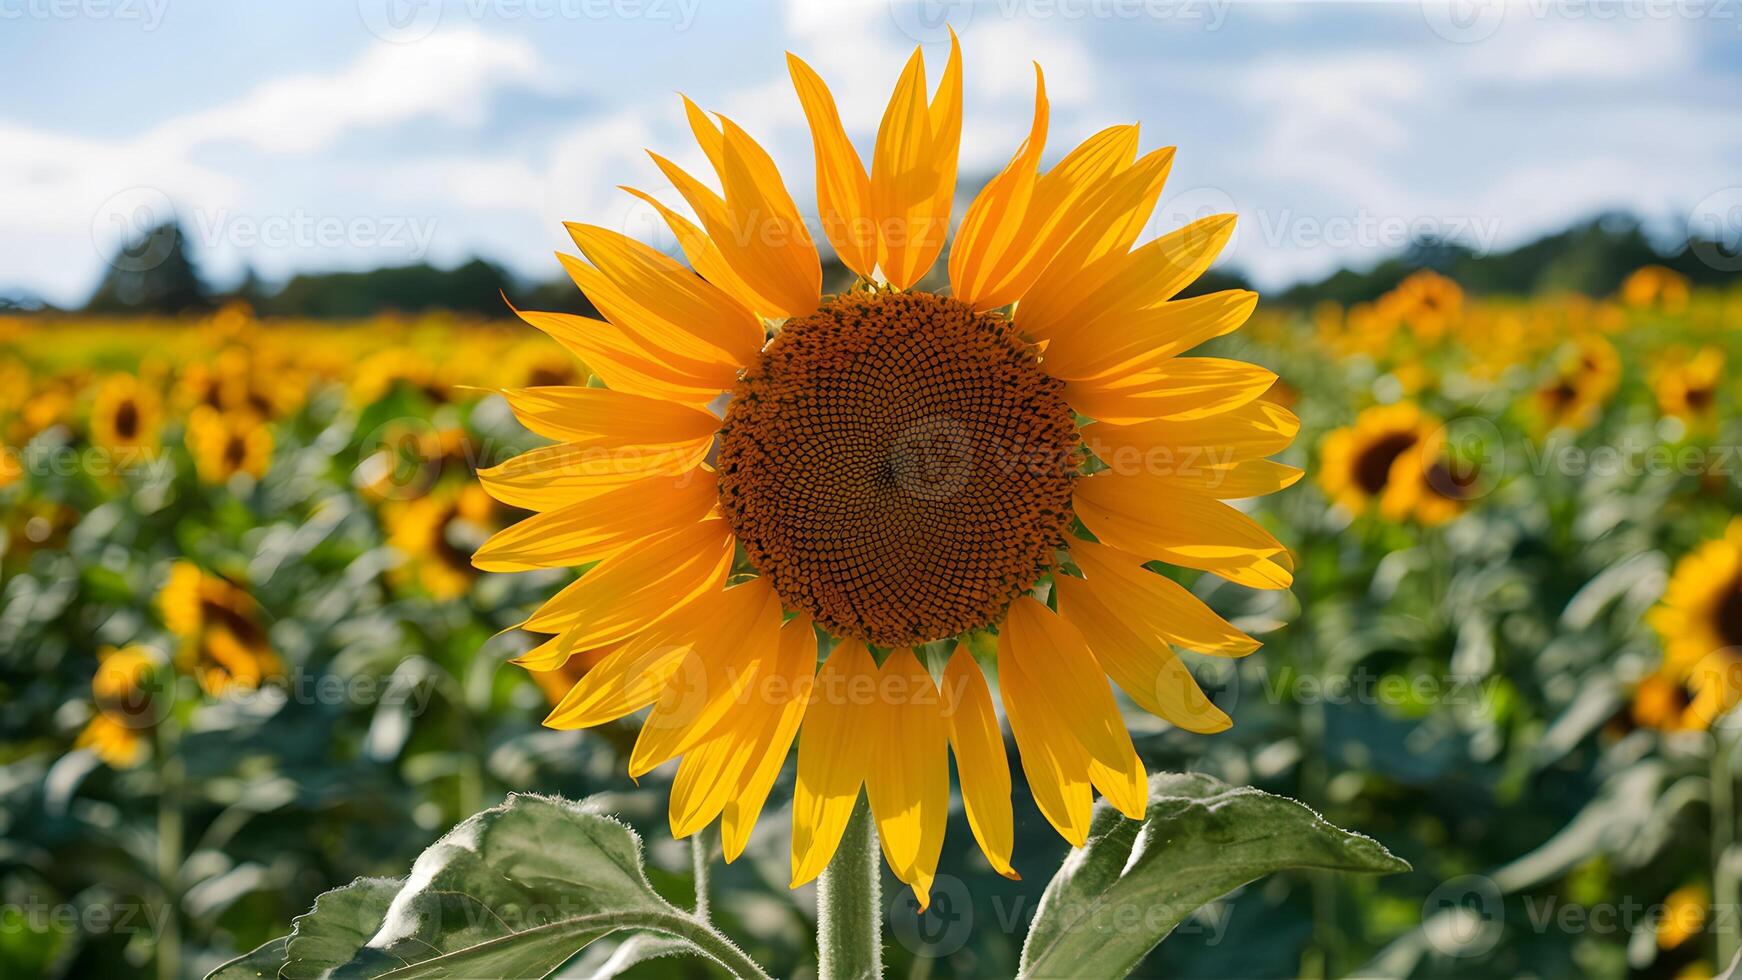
[0,257,1736,979]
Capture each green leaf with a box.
[206,936,290,979]
[264,793,769,980]
[281,877,403,979]
[1018,772,1410,979]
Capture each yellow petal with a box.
[509,305,724,406]
[1050,215,1238,351]
[1041,289,1257,382]
[990,124,1141,306]
[997,625,1094,845]
[1074,472,1288,574]
[722,616,817,862]
[787,53,877,278]
[477,440,710,511]
[939,650,1017,878]
[499,385,721,447]
[791,639,878,887]
[619,186,782,322]
[1002,597,1146,822]
[870,35,960,289]
[541,595,725,728]
[629,578,784,778]
[1017,147,1176,341]
[561,224,763,369]
[715,116,823,317]
[522,519,733,637]
[1066,538,1259,656]
[1065,357,1277,426]
[864,648,949,908]
[1055,578,1233,734]
[472,469,719,572]
[670,97,819,317]
[669,729,749,839]
[949,64,1048,312]
[1083,399,1300,469]
[512,630,605,673]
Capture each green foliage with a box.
[1020,773,1409,979]
[208,795,770,979]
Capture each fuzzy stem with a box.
[692,825,714,922]
[817,793,881,980]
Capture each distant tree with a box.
[262,259,550,319]
[85,221,210,314]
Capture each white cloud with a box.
[142,31,542,155]
[0,29,549,305]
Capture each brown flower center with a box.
[114,399,139,439]
[716,291,1078,647]
[1352,432,1419,496]
[1717,577,1742,651]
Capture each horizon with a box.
[7,1,1741,307]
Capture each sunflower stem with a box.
[692,825,714,922]
[817,792,882,980]
[154,715,183,980]
[1714,728,1738,969]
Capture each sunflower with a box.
[1650,519,1742,671]
[356,424,477,501]
[473,37,1298,905]
[1318,402,1442,522]
[11,377,74,444]
[386,483,503,599]
[1620,264,1690,313]
[504,341,587,389]
[89,372,162,454]
[1376,270,1462,344]
[1630,652,1742,733]
[186,405,272,484]
[352,348,457,406]
[159,561,282,696]
[1653,346,1724,426]
[75,645,164,769]
[1532,334,1620,433]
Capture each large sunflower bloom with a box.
[474,37,1298,904]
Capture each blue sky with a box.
[5,0,1740,307]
